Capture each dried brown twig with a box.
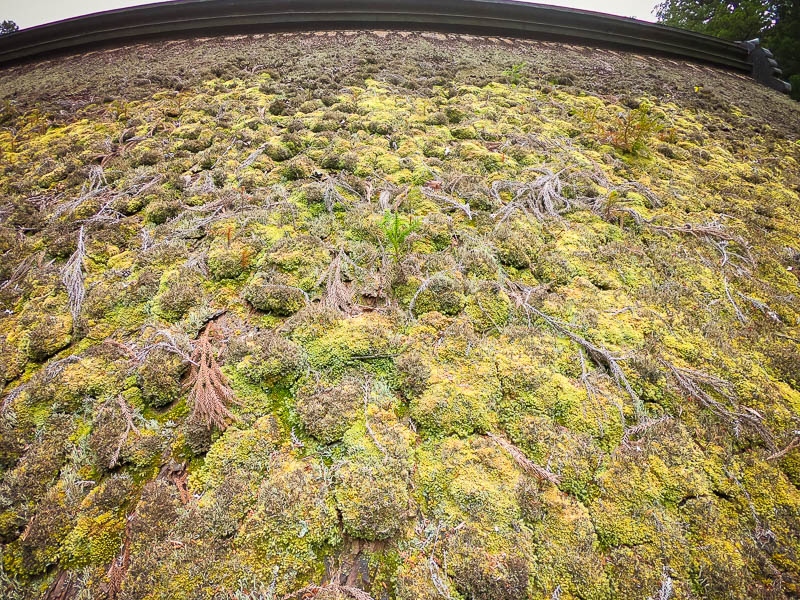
[187,323,238,430]
[487,432,561,485]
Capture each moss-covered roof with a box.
[0,31,799,600]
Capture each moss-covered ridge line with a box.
[0,31,799,600]
[0,0,753,73]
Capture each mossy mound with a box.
[0,30,799,600]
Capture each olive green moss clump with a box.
[1,30,799,600]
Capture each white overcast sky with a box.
[0,1,659,29]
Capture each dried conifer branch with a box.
[187,323,239,430]
[323,175,351,212]
[51,165,107,221]
[621,414,671,448]
[505,279,644,419]
[767,435,800,461]
[282,584,376,600]
[578,348,597,405]
[136,328,194,364]
[1,251,46,291]
[238,142,267,171]
[317,248,356,314]
[421,186,472,220]
[108,395,141,469]
[105,515,133,600]
[62,226,86,327]
[491,167,574,224]
[660,360,775,450]
[737,292,781,323]
[723,277,748,323]
[487,432,561,485]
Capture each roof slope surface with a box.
[0,31,799,600]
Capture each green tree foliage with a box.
[0,20,18,35]
[655,1,800,99]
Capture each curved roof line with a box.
[0,0,787,91]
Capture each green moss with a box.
[235,452,341,595]
[301,314,395,375]
[465,286,512,333]
[264,139,294,161]
[295,375,362,444]
[411,357,500,437]
[280,156,315,180]
[63,511,124,567]
[232,330,302,387]
[207,242,251,281]
[138,348,185,408]
[242,276,306,315]
[410,274,466,317]
[334,456,412,540]
[416,435,520,526]
[3,484,75,579]
[24,314,72,361]
[153,275,201,321]
[190,416,281,491]
[2,31,800,599]
[144,198,180,224]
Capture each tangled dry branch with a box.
[660,360,775,450]
[505,279,644,419]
